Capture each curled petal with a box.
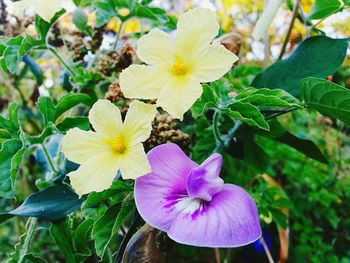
[135,144,197,231]
[157,75,203,120]
[61,128,109,164]
[175,7,219,63]
[122,100,157,145]
[120,65,166,100]
[192,42,238,83]
[68,153,119,197]
[137,29,174,66]
[167,185,262,247]
[119,143,151,180]
[88,99,123,138]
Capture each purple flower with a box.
[134,143,262,247]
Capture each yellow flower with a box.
[119,7,238,120]
[61,99,157,197]
[13,0,62,22]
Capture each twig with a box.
[278,1,299,60]
[265,107,299,120]
[41,143,59,175]
[260,236,275,263]
[48,47,76,77]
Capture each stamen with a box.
[172,58,187,76]
[111,138,126,153]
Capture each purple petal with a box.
[167,185,262,247]
[186,153,224,201]
[134,143,197,231]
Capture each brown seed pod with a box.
[122,224,166,263]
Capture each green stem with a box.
[41,143,59,175]
[48,47,76,77]
[265,107,299,120]
[213,110,224,144]
[113,22,124,50]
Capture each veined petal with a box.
[88,99,123,138]
[135,144,197,231]
[119,143,151,180]
[192,42,238,82]
[61,128,109,164]
[33,0,62,22]
[175,7,219,63]
[68,153,119,197]
[137,29,174,66]
[120,65,166,100]
[167,185,262,247]
[157,75,202,120]
[122,100,157,144]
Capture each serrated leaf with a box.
[0,138,23,199]
[252,36,349,97]
[0,103,20,136]
[227,102,270,130]
[301,78,350,125]
[50,218,76,263]
[74,219,94,262]
[34,10,66,42]
[309,0,343,20]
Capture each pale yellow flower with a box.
[61,99,157,197]
[119,7,238,120]
[13,0,62,22]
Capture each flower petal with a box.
[120,65,166,100]
[192,42,238,82]
[157,75,203,120]
[122,100,157,145]
[68,153,119,197]
[137,29,174,66]
[88,99,123,138]
[175,7,219,63]
[61,128,109,164]
[119,143,151,180]
[34,0,62,22]
[135,143,197,231]
[167,185,262,247]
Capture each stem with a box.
[113,22,124,50]
[214,248,221,263]
[265,107,299,120]
[260,237,275,263]
[41,143,59,175]
[213,110,224,144]
[278,1,299,60]
[224,248,234,263]
[48,47,76,77]
[296,0,310,37]
[311,5,344,29]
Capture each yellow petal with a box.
[122,100,157,144]
[157,75,203,120]
[192,42,238,82]
[175,7,219,63]
[88,99,123,138]
[137,29,174,66]
[119,65,167,99]
[61,128,110,164]
[68,153,119,197]
[34,0,62,22]
[119,143,151,179]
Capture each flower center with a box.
[111,138,126,153]
[172,58,188,76]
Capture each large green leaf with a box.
[0,184,84,223]
[50,218,76,263]
[309,0,343,20]
[252,36,349,97]
[301,77,350,124]
[74,219,94,262]
[72,8,93,36]
[0,139,23,198]
[0,103,20,137]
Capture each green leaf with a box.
[309,0,343,20]
[244,138,269,172]
[0,138,23,199]
[50,218,76,263]
[227,102,270,130]
[0,103,20,137]
[34,10,66,42]
[73,8,93,36]
[92,200,133,258]
[38,93,93,125]
[22,254,46,263]
[1,184,84,223]
[57,117,90,132]
[301,77,350,125]
[236,88,302,109]
[9,218,37,263]
[252,36,349,97]
[74,219,94,262]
